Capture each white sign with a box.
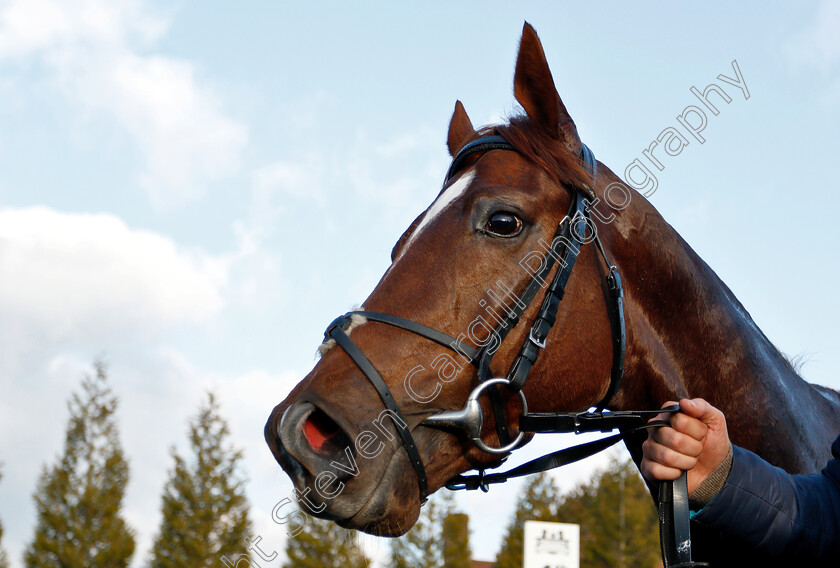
[523,520,580,568]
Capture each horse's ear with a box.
[447,100,476,157]
[513,22,581,151]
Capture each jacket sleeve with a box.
[692,435,840,559]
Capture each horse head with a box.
[265,23,636,535]
[264,21,840,540]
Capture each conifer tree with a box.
[149,392,252,568]
[494,472,559,568]
[557,457,659,567]
[495,458,659,568]
[24,361,135,568]
[283,514,368,568]
[390,491,470,568]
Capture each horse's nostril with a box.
[302,408,343,454]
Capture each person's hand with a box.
[640,398,731,493]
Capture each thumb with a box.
[680,398,722,427]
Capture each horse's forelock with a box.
[392,117,591,263]
[491,115,594,192]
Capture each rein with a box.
[322,135,707,567]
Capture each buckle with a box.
[573,409,617,434]
[607,268,623,298]
[529,327,547,349]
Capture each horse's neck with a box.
[613,200,840,472]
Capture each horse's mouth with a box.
[265,400,423,534]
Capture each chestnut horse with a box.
[266,23,840,563]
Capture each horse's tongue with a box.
[302,413,340,450]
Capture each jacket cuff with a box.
[689,443,733,509]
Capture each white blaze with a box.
[393,170,475,263]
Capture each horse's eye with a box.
[484,211,523,237]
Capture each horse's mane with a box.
[488,114,594,192]
[493,115,818,393]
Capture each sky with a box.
[1,1,839,566]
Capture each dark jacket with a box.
[690,434,840,565]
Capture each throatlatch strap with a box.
[593,267,625,411]
[326,322,428,496]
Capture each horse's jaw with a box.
[336,448,422,536]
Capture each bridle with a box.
[325,134,617,480]
[321,135,707,567]
[325,134,629,485]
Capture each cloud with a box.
[0,207,226,361]
[345,126,449,229]
[252,159,325,205]
[0,0,247,208]
[0,0,165,57]
[786,0,840,73]
[83,51,247,207]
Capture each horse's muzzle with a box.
[270,401,357,484]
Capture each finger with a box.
[655,425,705,457]
[670,411,709,442]
[682,398,728,433]
[640,459,682,482]
[643,437,700,471]
[646,424,672,445]
[641,439,682,480]
[679,398,716,421]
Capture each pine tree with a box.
[494,472,559,568]
[390,491,470,568]
[557,456,659,568]
[149,392,252,568]
[24,361,135,568]
[283,514,368,568]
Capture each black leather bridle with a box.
[325,135,623,485]
[322,135,707,568]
